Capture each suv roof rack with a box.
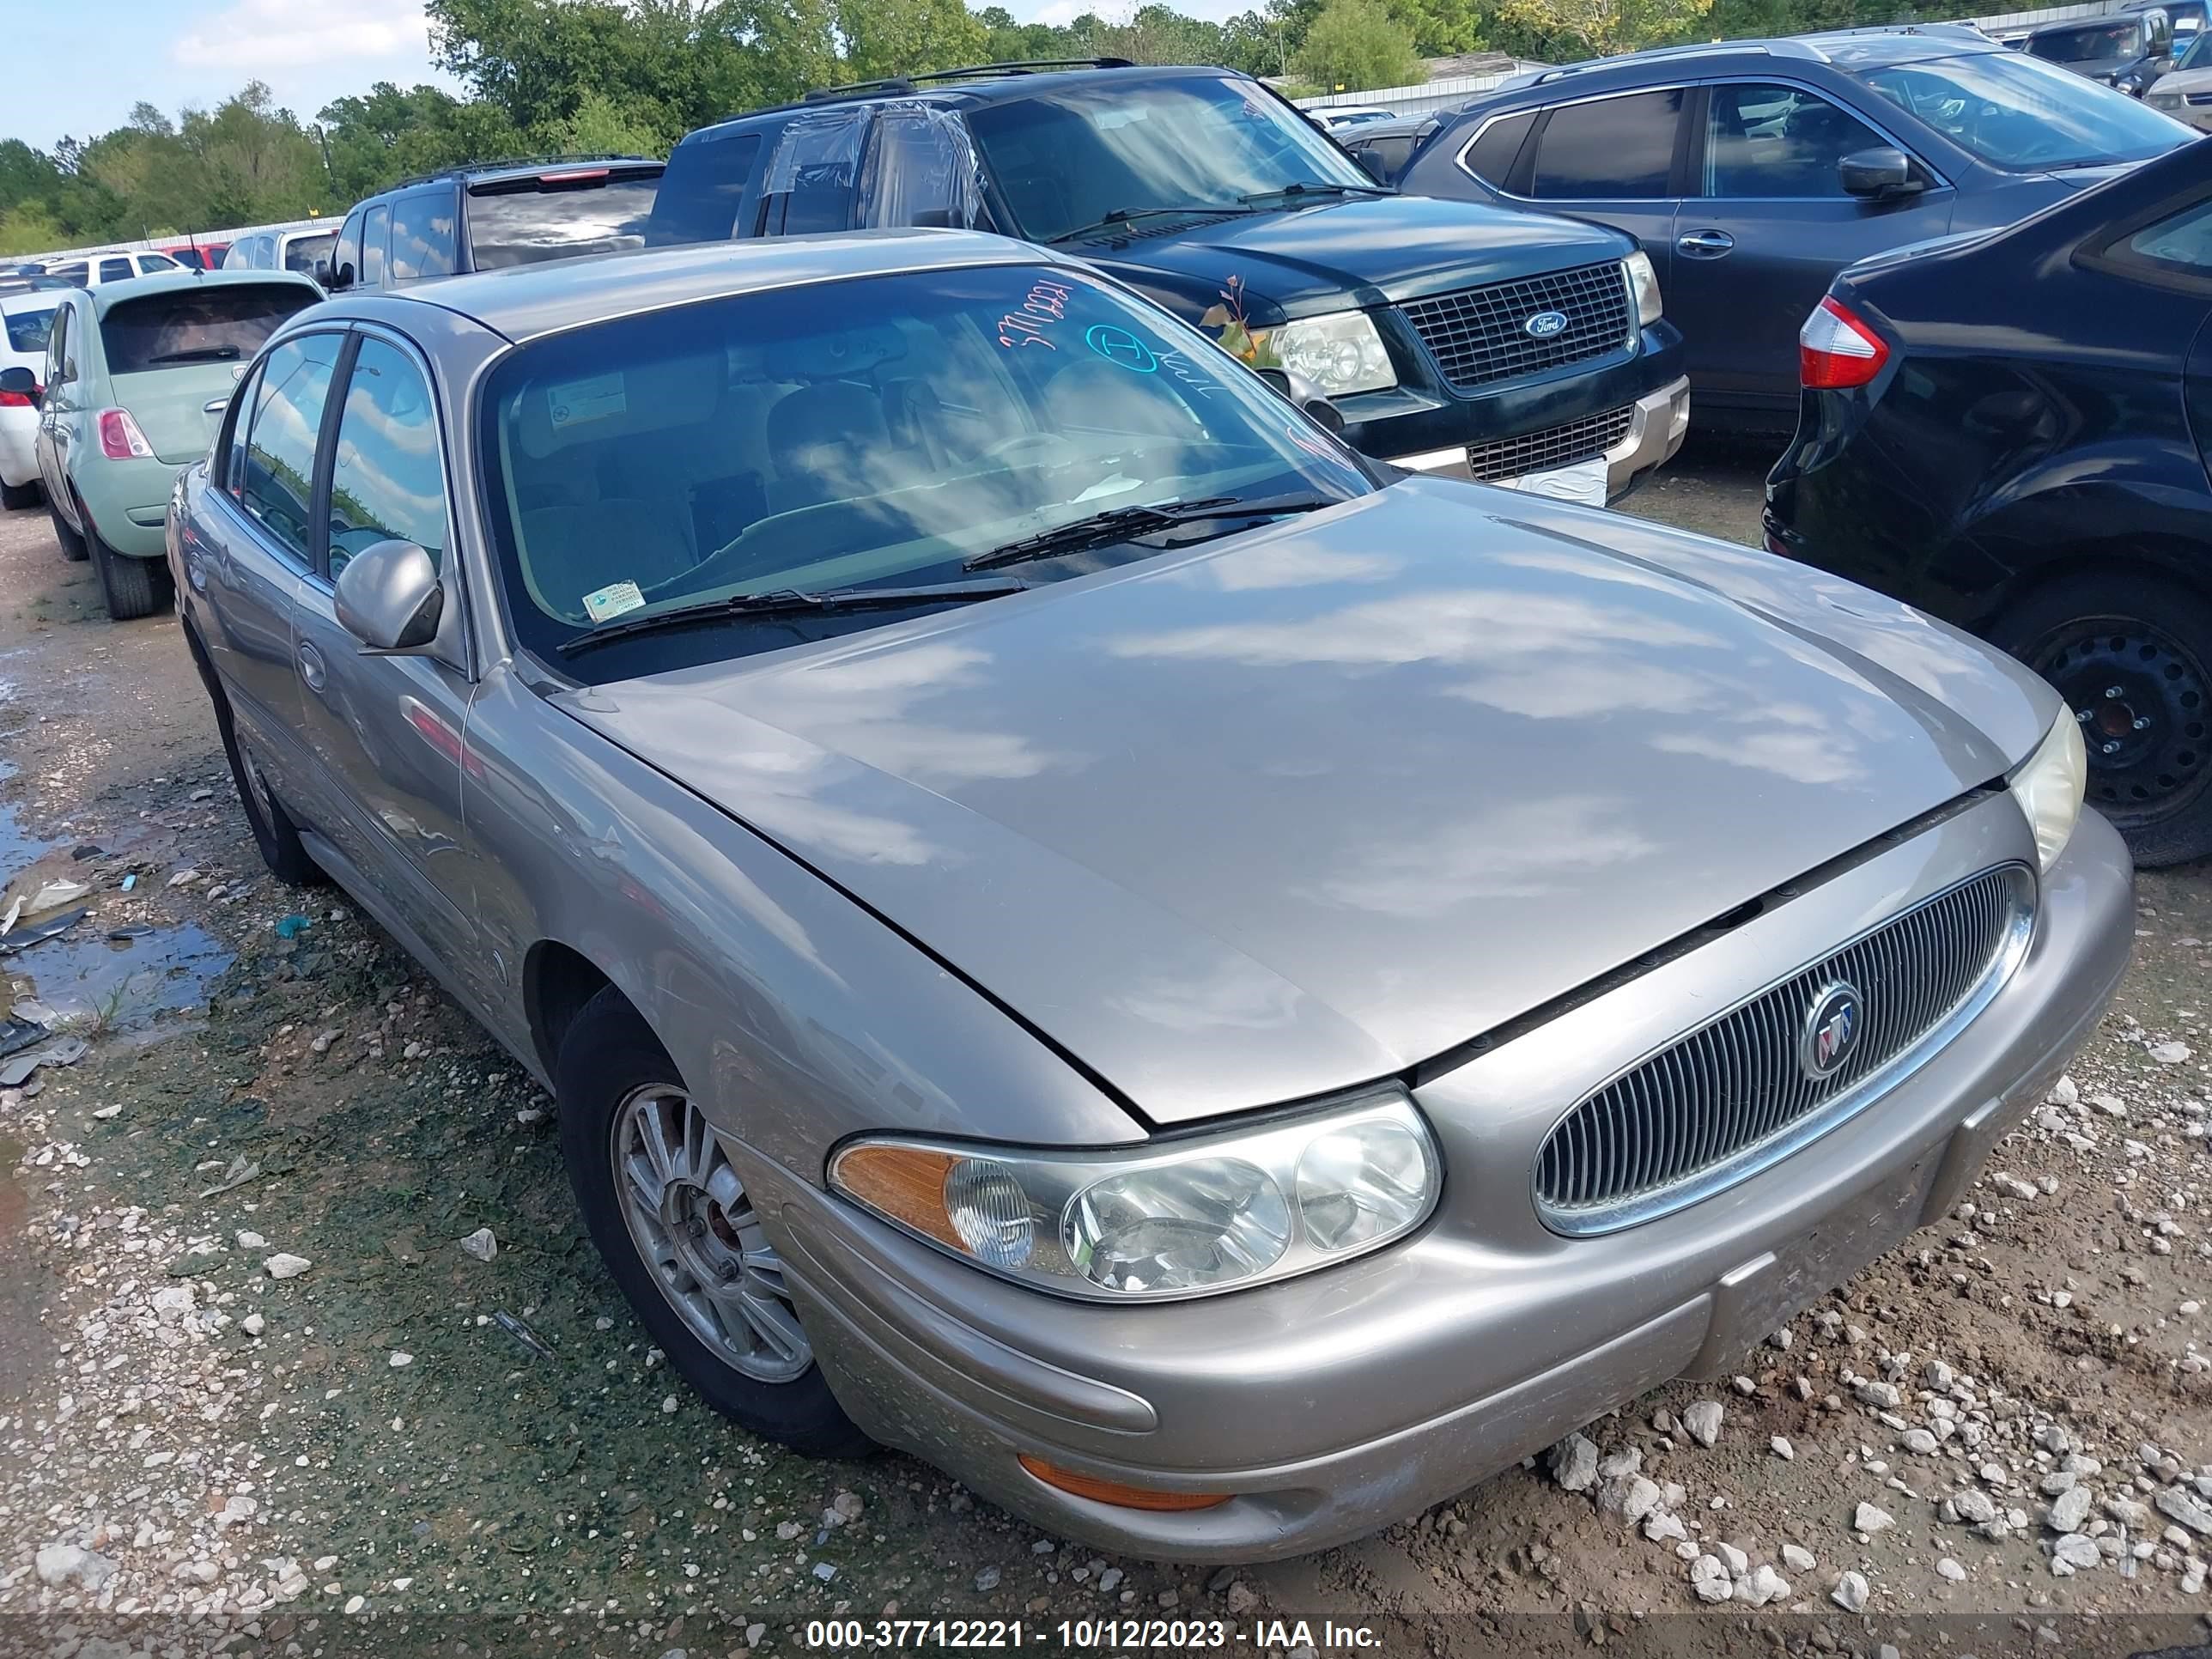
[801,58,1136,101]
[388,154,660,191]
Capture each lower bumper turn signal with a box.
[1018,1455,1233,1512]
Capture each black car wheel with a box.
[80,492,172,620]
[1994,573,2212,866]
[183,623,321,886]
[2,478,40,511]
[48,494,87,561]
[556,986,872,1458]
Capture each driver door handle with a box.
[1677,228,1735,258]
[298,640,327,694]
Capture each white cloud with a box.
[173,0,430,72]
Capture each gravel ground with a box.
[2,453,2209,1659]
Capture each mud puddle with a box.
[5,921,233,1031]
[0,1136,48,1402]
[0,758,54,879]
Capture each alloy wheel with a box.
[610,1085,811,1383]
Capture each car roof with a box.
[687,62,1234,137]
[362,228,1048,342]
[0,289,64,313]
[1482,23,1998,96]
[2027,13,2131,33]
[89,268,322,317]
[372,155,665,198]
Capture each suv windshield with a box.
[100,283,313,373]
[966,76,1376,243]
[1859,50,2191,167]
[478,263,1373,676]
[2179,28,2212,65]
[2028,21,2146,62]
[467,171,661,270]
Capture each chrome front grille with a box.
[1467,405,1633,483]
[1535,866,2036,1236]
[1398,262,1632,392]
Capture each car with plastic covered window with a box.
[646,62,1691,507]
[167,228,2129,1562]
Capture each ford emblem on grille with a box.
[1800,982,1863,1079]
[1523,310,1570,339]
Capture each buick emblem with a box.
[1523,310,1569,339]
[1799,981,1863,1080]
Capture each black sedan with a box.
[1765,139,2212,864]
[1392,26,2195,432]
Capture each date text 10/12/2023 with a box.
[803,1619,1386,1650]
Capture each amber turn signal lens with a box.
[830,1144,964,1249]
[1018,1455,1233,1512]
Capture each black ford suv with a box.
[645,61,1689,501]
[322,157,665,293]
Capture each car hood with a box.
[557,479,2057,1126]
[1077,193,1630,319]
[2152,65,2212,93]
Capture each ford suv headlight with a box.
[830,1088,1438,1300]
[1624,250,1662,331]
[1268,310,1395,397]
[2008,712,2087,873]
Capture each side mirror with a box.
[1840,147,1924,201]
[334,538,443,652]
[1352,149,1391,185]
[1255,366,1348,436]
[0,366,40,407]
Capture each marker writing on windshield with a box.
[997,278,1073,349]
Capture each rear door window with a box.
[1461,109,1536,189]
[98,257,133,283]
[646,131,763,244]
[50,263,88,288]
[1529,89,1685,199]
[465,169,659,269]
[238,332,344,564]
[100,284,315,374]
[1704,83,1891,198]
[389,189,458,280]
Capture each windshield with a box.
[478,264,1373,677]
[2179,28,2212,66]
[4,303,58,355]
[100,284,313,374]
[282,233,335,273]
[967,76,1376,242]
[1859,50,2192,167]
[2027,21,2145,62]
[467,173,660,270]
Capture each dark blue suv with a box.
[1395,26,2194,433]
[646,61,1690,504]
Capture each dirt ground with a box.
[2,447,2209,1659]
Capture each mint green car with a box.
[16,270,319,618]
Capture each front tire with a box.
[556,988,871,1457]
[1991,570,2212,866]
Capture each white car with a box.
[2147,29,2212,126]
[219,226,340,277]
[1315,106,1395,131]
[0,290,60,507]
[40,249,191,288]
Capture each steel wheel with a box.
[611,1085,811,1383]
[2030,616,2210,823]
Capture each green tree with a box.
[1492,0,1713,55]
[835,0,988,79]
[544,90,675,155]
[1291,0,1423,89]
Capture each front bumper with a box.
[755,799,2132,1562]
[1390,374,1690,503]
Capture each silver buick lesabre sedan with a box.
[167,230,2131,1562]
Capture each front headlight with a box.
[1268,310,1395,397]
[830,1088,1438,1300]
[2008,712,2087,874]
[1623,250,1663,331]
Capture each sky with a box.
[6,0,1252,153]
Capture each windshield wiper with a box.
[963,494,1343,573]
[557,578,1029,658]
[1238,181,1394,204]
[1048,204,1260,244]
[143,345,243,365]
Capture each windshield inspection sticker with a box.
[1085,324,1158,373]
[996,277,1073,350]
[581,580,646,623]
[547,371,627,431]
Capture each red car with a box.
[155,242,231,272]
